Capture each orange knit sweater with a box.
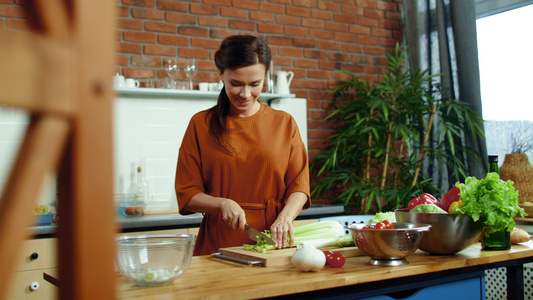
[175,103,311,255]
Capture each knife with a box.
[245,224,276,245]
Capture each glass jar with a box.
[481,229,511,250]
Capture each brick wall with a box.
[0,0,404,205]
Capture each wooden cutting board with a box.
[215,246,363,267]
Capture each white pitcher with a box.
[125,78,140,88]
[275,70,294,94]
[113,73,126,89]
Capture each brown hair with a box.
[207,35,272,152]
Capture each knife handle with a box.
[211,252,264,266]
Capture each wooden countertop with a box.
[116,241,533,299]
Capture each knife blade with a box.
[245,224,276,245]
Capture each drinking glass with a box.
[184,59,197,90]
[163,58,179,88]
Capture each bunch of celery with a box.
[243,220,352,253]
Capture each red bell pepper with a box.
[408,193,440,211]
[440,185,461,212]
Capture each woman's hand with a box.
[270,192,309,248]
[184,193,247,231]
[270,217,294,248]
[220,198,246,231]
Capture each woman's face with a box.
[220,63,266,117]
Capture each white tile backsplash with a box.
[113,96,216,210]
[0,95,307,212]
[0,108,29,198]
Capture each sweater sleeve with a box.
[284,116,311,209]
[175,115,205,215]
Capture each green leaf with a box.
[446,130,455,155]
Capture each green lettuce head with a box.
[454,172,525,234]
[410,204,447,214]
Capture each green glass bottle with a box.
[481,230,511,250]
[481,155,511,250]
[488,155,499,174]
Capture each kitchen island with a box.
[116,241,533,300]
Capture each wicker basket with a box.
[499,153,533,204]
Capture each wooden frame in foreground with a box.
[0,0,117,299]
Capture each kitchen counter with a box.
[30,205,344,237]
[116,241,533,299]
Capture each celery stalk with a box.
[243,220,353,252]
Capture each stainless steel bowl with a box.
[346,222,431,266]
[395,209,483,255]
[116,234,196,286]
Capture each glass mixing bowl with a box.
[115,234,196,286]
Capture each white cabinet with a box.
[6,238,58,300]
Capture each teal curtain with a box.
[402,0,487,190]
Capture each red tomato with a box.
[381,220,394,229]
[374,222,385,229]
[323,250,333,265]
[329,253,345,268]
[366,221,394,230]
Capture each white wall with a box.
[0,108,57,206]
[113,92,308,211]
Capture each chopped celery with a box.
[243,220,352,252]
[243,236,276,253]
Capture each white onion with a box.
[291,243,326,272]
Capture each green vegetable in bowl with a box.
[453,173,526,235]
[368,211,396,223]
[410,204,447,214]
[34,204,50,214]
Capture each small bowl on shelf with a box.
[115,194,146,217]
[346,222,431,266]
[118,202,146,217]
[35,213,54,226]
[115,234,196,287]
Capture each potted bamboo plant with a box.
[311,44,484,214]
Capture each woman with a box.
[175,35,310,256]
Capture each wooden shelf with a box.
[114,87,295,101]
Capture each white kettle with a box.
[275,70,294,94]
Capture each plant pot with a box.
[499,153,533,204]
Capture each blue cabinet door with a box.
[361,276,485,300]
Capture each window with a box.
[477,4,533,162]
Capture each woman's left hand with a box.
[269,192,309,248]
[269,217,294,248]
